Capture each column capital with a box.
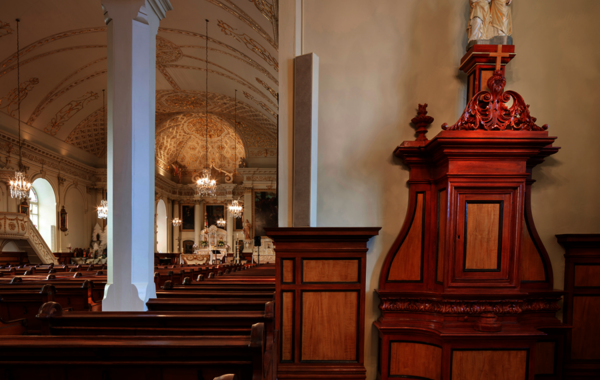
[102,0,173,25]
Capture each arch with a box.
[63,186,85,251]
[32,178,57,251]
[156,199,168,253]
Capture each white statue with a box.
[468,0,491,42]
[490,0,512,38]
[468,0,512,43]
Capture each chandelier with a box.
[196,168,217,197]
[217,217,226,228]
[172,217,182,227]
[195,19,217,197]
[228,199,243,219]
[10,171,31,199]
[9,19,31,200]
[97,199,108,219]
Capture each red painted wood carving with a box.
[443,70,548,131]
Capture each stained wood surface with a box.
[465,203,500,270]
[574,265,600,287]
[302,260,358,283]
[451,350,527,380]
[301,291,357,361]
[282,260,294,283]
[388,194,423,281]
[282,292,293,361]
[437,189,447,283]
[520,220,546,281]
[389,342,441,380]
[535,341,555,375]
[572,296,600,360]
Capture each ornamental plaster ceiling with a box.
[0,0,278,173]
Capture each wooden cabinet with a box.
[266,227,380,380]
[558,234,600,379]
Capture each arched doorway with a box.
[31,178,57,251]
[156,199,167,253]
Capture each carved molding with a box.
[379,297,561,315]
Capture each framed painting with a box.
[182,240,194,254]
[205,204,225,229]
[180,204,195,231]
[234,216,243,230]
[18,201,29,217]
[253,191,277,237]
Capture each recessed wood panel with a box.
[451,350,527,380]
[283,259,294,283]
[301,291,357,361]
[302,260,358,283]
[388,193,423,281]
[390,342,442,380]
[282,292,294,361]
[574,265,600,287]
[520,220,546,281]
[535,342,555,375]
[465,203,501,270]
[437,189,447,283]
[572,296,600,360]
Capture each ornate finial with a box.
[442,70,548,132]
[411,104,434,141]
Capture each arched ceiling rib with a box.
[0,0,278,170]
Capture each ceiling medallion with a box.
[9,19,31,200]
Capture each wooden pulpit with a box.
[266,227,380,380]
[375,71,565,380]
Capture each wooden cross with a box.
[489,45,510,71]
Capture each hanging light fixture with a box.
[228,89,244,219]
[9,19,32,200]
[196,19,217,197]
[172,217,181,227]
[97,187,108,220]
[217,216,226,228]
[96,90,108,219]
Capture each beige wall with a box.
[280,0,600,378]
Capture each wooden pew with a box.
[155,289,274,300]
[0,323,267,380]
[0,316,26,335]
[146,297,270,312]
[38,300,273,336]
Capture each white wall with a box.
[156,199,167,253]
[279,1,600,378]
[32,178,57,251]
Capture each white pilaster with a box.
[194,201,201,245]
[102,0,172,311]
[173,200,180,252]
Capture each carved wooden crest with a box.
[442,70,548,131]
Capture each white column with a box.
[243,187,253,237]
[226,208,233,253]
[102,0,172,311]
[173,200,180,252]
[194,201,201,245]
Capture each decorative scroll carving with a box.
[217,20,278,72]
[0,20,14,38]
[44,91,99,136]
[411,104,434,141]
[0,213,58,264]
[442,70,548,132]
[0,78,40,117]
[243,91,277,119]
[249,0,279,45]
[205,0,277,49]
[379,296,561,315]
[256,78,277,99]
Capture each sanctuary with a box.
[0,1,598,380]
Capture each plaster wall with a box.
[285,0,600,378]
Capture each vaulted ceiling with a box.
[0,0,278,175]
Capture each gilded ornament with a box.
[217,20,278,72]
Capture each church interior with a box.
[0,0,598,379]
